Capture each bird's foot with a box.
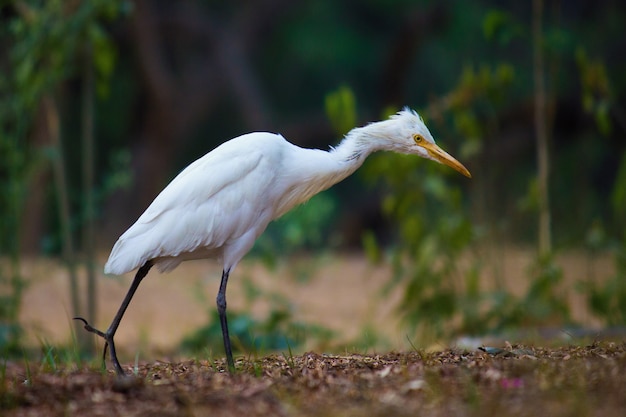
[74,317,126,376]
[74,316,107,338]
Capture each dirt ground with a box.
[2,343,625,416]
[3,249,623,416]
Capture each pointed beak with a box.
[421,142,472,178]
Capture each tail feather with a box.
[104,237,146,275]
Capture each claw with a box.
[73,316,107,338]
[103,341,109,363]
[73,317,116,372]
[74,316,89,326]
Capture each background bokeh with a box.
[1,0,625,358]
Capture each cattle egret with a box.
[76,108,471,375]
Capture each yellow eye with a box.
[413,134,423,144]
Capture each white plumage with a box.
[78,108,471,376]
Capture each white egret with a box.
[76,108,471,375]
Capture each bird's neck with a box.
[329,128,381,172]
[272,129,383,219]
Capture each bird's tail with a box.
[104,237,145,275]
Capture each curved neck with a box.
[274,130,380,218]
[329,128,380,171]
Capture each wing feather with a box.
[104,133,283,275]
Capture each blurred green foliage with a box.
[482,10,523,45]
[325,85,358,136]
[0,0,129,354]
[6,0,123,112]
[181,277,333,356]
[579,151,626,325]
[253,192,338,269]
[358,4,625,340]
[365,148,483,339]
[576,49,613,135]
[181,308,333,355]
[359,60,519,339]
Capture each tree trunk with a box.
[533,0,552,256]
[82,43,96,352]
[44,96,85,347]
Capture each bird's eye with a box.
[413,134,423,144]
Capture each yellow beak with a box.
[421,142,472,178]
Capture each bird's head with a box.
[358,108,471,178]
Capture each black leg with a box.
[75,261,153,376]
[216,269,235,372]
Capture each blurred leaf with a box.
[495,63,515,85]
[325,85,357,136]
[460,137,482,160]
[576,48,613,135]
[585,220,606,250]
[180,307,333,354]
[362,230,382,264]
[544,27,572,56]
[453,111,481,139]
[482,10,523,45]
[254,192,338,262]
[90,24,117,97]
[611,151,626,229]
[518,177,540,213]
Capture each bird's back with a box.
[104,132,293,275]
